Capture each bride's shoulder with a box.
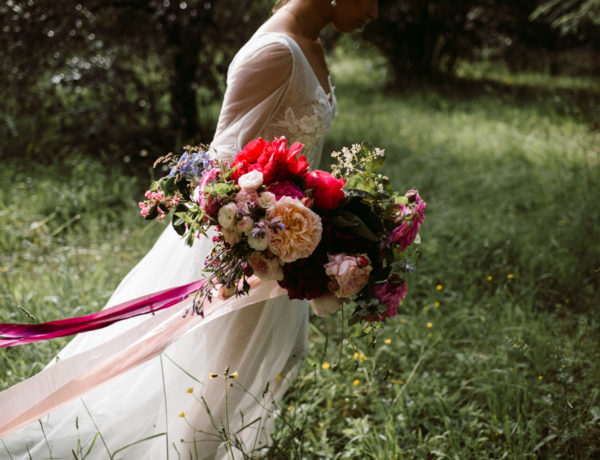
[230,29,299,74]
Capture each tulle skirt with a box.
[1,226,309,459]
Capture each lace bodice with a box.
[211,31,336,165]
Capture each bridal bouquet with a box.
[139,137,425,323]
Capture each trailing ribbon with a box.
[0,279,206,348]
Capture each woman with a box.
[0,1,378,458]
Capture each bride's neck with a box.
[278,0,331,41]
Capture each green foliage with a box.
[1,56,599,457]
[0,1,273,161]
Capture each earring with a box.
[330,0,337,5]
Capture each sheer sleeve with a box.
[210,38,293,162]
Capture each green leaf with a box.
[331,211,380,242]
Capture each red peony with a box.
[231,137,310,185]
[305,170,346,211]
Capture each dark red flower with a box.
[305,170,346,211]
[278,247,329,300]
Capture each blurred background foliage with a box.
[0,0,598,167]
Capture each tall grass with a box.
[1,54,599,458]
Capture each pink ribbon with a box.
[0,279,206,348]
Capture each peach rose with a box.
[324,253,372,298]
[266,196,322,263]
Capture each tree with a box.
[0,0,273,159]
[361,0,598,83]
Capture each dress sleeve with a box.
[210,39,293,162]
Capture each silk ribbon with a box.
[0,279,206,347]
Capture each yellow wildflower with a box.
[353,379,360,386]
[359,353,366,362]
[384,338,392,344]
[287,406,293,412]
[321,361,331,370]
[186,387,193,393]
[208,373,218,379]
[179,412,185,418]
[1,267,7,273]
[487,275,493,281]
[230,371,239,379]
[507,273,514,279]
[434,301,440,308]
[427,322,433,328]
[436,284,443,291]
[276,374,282,381]
[538,375,543,381]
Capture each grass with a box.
[1,54,599,458]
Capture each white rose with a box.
[217,202,238,229]
[248,232,270,251]
[258,191,276,209]
[221,228,242,246]
[238,170,263,191]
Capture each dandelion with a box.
[436,284,443,291]
[434,301,440,308]
[538,375,543,381]
[384,338,392,344]
[507,273,514,279]
[427,322,433,328]
[287,406,293,412]
[487,275,493,281]
[353,352,359,360]
[186,387,194,393]
[179,412,185,418]
[353,379,360,386]
[359,353,366,362]
[321,362,331,370]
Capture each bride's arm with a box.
[210,40,293,162]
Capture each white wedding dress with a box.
[0,29,335,459]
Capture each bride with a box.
[0,1,378,458]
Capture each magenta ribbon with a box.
[0,279,206,348]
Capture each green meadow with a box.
[1,53,599,458]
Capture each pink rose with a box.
[388,191,426,251]
[266,196,322,263]
[373,276,407,318]
[248,252,284,281]
[324,253,372,298]
[310,292,342,317]
[305,170,346,211]
[235,189,259,213]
